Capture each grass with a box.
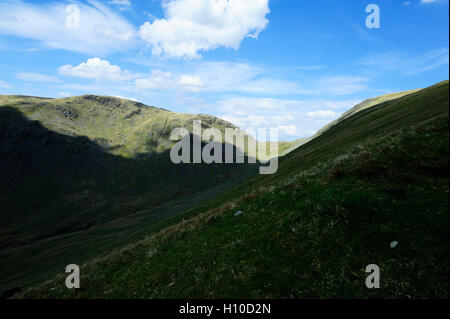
[0,95,257,294]
[0,94,244,158]
[15,80,449,298]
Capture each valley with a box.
[1,80,447,298]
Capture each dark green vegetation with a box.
[0,95,257,294]
[15,80,449,298]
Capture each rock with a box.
[55,105,78,119]
[234,210,243,216]
[124,109,141,119]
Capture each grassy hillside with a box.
[17,80,449,298]
[0,95,257,294]
[277,88,423,156]
[313,88,421,138]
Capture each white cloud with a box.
[182,62,367,95]
[173,61,302,95]
[277,125,298,136]
[420,0,447,3]
[360,47,449,76]
[15,72,59,83]
[315,76,368,95]
[134,62,292,94]
[135,69,173,90]
[306,110,337,119]
[135,70,204,92]
[216,98,299,131]
[0,0,137,55]
[108,0,132,12]
[0,80,12,89]
[179,75,203,86]
[308,100,362,109]
[114,95,139,102]
[131,60,369,97]
[139,0,270,58]
[108,0,132,6]
[59,58,135,81]
[404,48,449,76]
[210,97,359,139]
[191,61,265,91]
[56,57,366,97]
[179,75,204,92]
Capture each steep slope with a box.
[0,95,257,294]
[280,88,421,155]
[313,88,421,138]
[18,80,449,298]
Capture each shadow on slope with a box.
[0,106,257,293]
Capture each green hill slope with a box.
[0,95,257,294]
[313,88,421,138]
[17,80,449,298]
[279,88,421,156]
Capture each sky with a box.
[0,0,448,140]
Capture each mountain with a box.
[12,80,449,298]
[0,94,257,294]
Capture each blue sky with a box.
[0,0,448,140]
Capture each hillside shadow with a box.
[0,105,261,294]
[0,106,258,246]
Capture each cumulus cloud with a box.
[53,56,370,102]
[277,125,298,136]
[222,113,299,138]
[133,62,269,93]
[179,75,204,92]
[210,97,359,139]
[135,69,173,90]
[0,0,137,55]
[58,58,135,81]
[135,70,205,92]
[179,75,203,86]
[139,0,270,58]
[57,57,367,97]
[15,72,59,83]
[129,60,370,98]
